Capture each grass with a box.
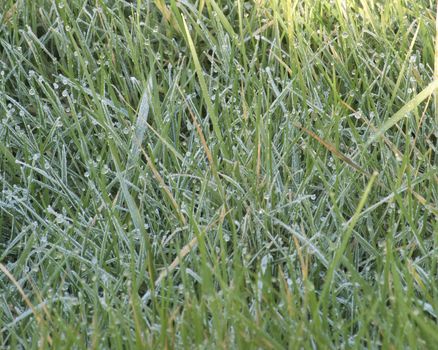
[0,0,437,348]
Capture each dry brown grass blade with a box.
[154,0,179,31]
[295,122,370,176]
[188,109,219,180]
[407,259,426,290]
[278,267,295,317]
[292,222,308,282]
[435,0,438,125]
[271,51,293,76]
[175,83,226,198]
[2,2,18,24]
[154,0,171,21]
[154,207,230,287]
[0,263,52,345]
[245,19,274,42]
[141,148,187,226]
[152,86,238,290]
[154,236,198,287]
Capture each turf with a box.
[0,0,437,348]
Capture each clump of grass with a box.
[1,0,437,348]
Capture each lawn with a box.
[1,0,437,348]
